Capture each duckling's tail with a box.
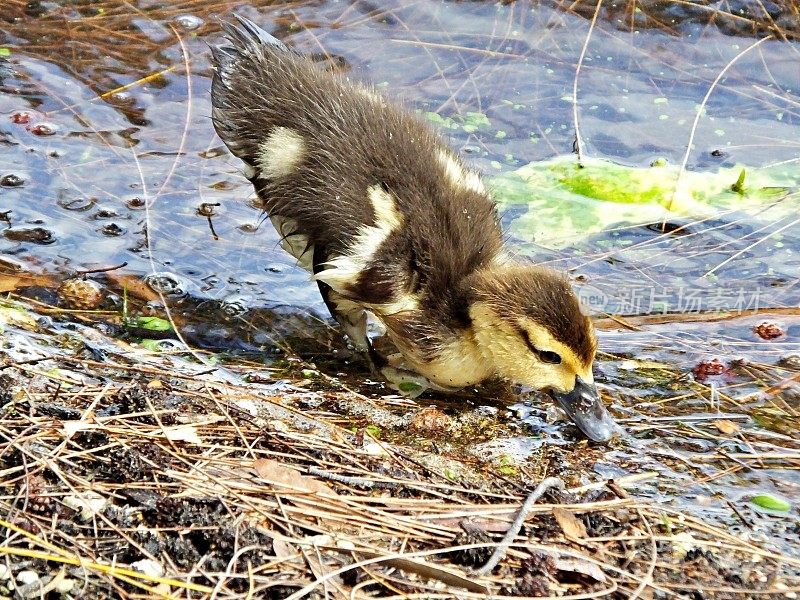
[211,14,288,83]
[220,14,288,55]
[210,15,290,159]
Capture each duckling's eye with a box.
[538,350,562,365]
[520,333,562,364]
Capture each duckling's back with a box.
[211,17,502,317]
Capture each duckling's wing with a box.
[210,16,396,262]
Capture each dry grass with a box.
[0,294,798,599]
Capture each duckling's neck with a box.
[457,265,512,370]
[381,265,508,389]
[399,324,493,389]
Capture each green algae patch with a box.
[489,156,797,249]
[494,454,519,477]
[749,493,791,514]
[131,315,173,332]
[423,110,492,133]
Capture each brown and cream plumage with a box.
[210,15,620,442]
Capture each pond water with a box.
[1,0,799,558]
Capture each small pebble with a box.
[778,354,800,370]
[0,174,24,187]
[131,558,163,578]
[144,272,188,296]
[0,564,9,580]
[55,578,76,594]
[58,278,104,310]
[546,404,568,423]
[174,14,203,30]
[363,442,386,456]
[99,223,124,236]
[63,491,107,521]
[16,571,38,586]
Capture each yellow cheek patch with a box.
[522,321,594,381]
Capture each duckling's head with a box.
[465,263,619,442]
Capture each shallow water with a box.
[2,1,799,312]
[1,0,799,555]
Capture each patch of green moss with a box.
[132,316,173,332]
[423,110,491,133]
[494,454,518,477]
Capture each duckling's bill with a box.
[550,376,619,442]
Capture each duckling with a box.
[210,15,620,442]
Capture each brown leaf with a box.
[252,458,338,497]
[0,272,55,293]
[554,556,607,582]
[272,538,297,560]
[104,272,164,303]
[552,507,587,540]
[714,419,740,435]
